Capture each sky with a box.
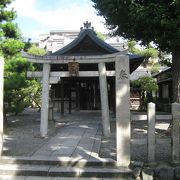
[9,0,108,40]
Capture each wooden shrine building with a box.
[153,67,172,112]
[28,22,143,114]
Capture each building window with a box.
[162,84,169,98]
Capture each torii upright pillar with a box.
[40,63,50,137]
[98,62,111,137]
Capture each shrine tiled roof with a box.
[51,28,119,56]
[24,22,144,73]
[51,22,143,63]
[49,22,144,73]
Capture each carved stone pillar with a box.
[115,55,130,166]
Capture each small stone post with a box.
[172,103,180,161]
[98,62,111,137]
[0,58,4,155]
[115,55,130,167]
[147,102,155,162]
[40,63,50,137]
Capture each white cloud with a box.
[10,0,108,38]
[10,0,37,16]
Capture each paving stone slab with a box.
[62,140,80,147]
[71,150,91,159]
[47,141,65,146]
[69,129,86,136]
[77,144,94,151]
[83,134,96,138]
[79,139,95,145]
[44,145,59,150]
[51,147,75,156]
[84,131,98,136]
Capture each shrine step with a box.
[0,163,132,178]
[0,156,132,178]
[0,156,116,167]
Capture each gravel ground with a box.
[99,118,172,162]
[3,108,62,156]
[3,108,172,163]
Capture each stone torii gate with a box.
[26,51,130,166]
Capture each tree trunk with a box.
[172,47,180,103]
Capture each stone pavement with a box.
[31,111,102,160]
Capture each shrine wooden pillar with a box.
[60,78,64,116]
[98,62,111,137]
[76,82,80,111]
[93,81,96,109]
[68,81,72,114]
[94,81,99,109]
[40,63,50,137]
